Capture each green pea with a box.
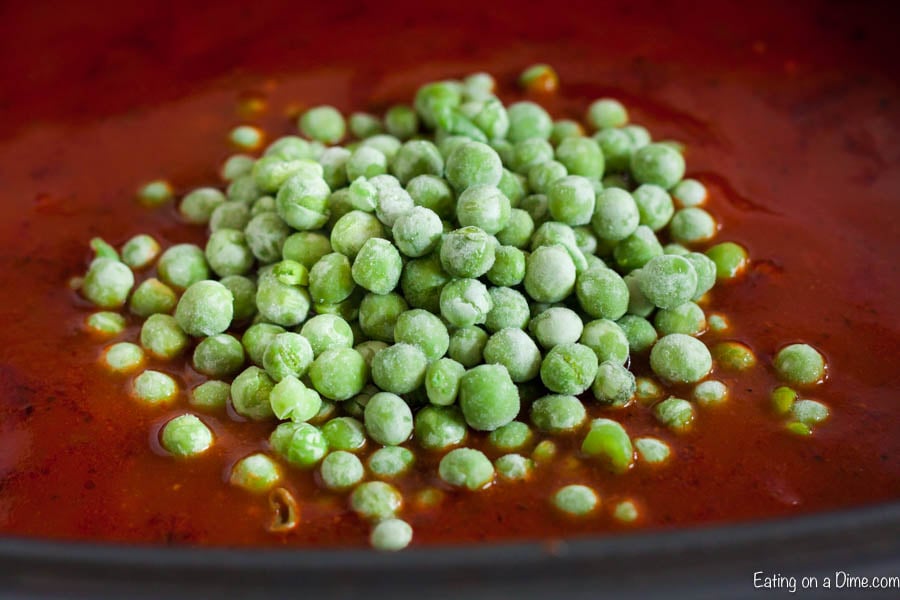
[551,119,584,145]
[634,437,670,464]
[360,392,412,446]
[299,105,345,144]
[587,98,628,130]
[261,332,313,381]
[101,342,145,374]
[137,179,173,206]
[654,301,707,336]
[440,226,496,279]
[350,480,402,521]
[393,309,449,363]
[400,254,449,314]
[792,399,830,426]
[613,225,664,272]
[483,328,542,383]
[275,172,330,231]
[318,451,364,492]
[255,278,310,327]
[532,439,558,463]
[524,245,576,303]
[527,160,568,195]
[670,207,717,245]
[221,154,254,181]
[393,206,443,257]
[120,234,160,270]
[497,168,526,207]
[192,334,245,378]
[512,138,555,175]
[422,358,464,406]
[351,238,402,295]
[244,213,291,263]
[282,231,333,269]
[240,323,284,366]
[506,101,552,143]
[439,448,495,490]
[444,141,503,192]
[455,184,511,234]
[81,258,134,309]
[368,446,415,479]
[129,278,176,318]
[180,187,226,225]
[371,343,427,395]
[580,319,630,365]
[592,188,640,242]
[347,291,398,339]
[693,380,728,407]
[349,112,384,139]
[630,143,685,190]
[520,193,550,225]
[540,343,598,395]
[269,376,321,423]
[299,314,353,358]
[545,175,596,226]
[712,341,757,372]
[774,343,826,386]
[210,202,251,232]
[593,128,633,172]
[406,174,455,220]
[631,184,674,232]
[440,278,493,328]
[531,394,586,433]
[485,287,530,333]
[771,386,797,415]
[190,380,230,411]
[157,245,209,291]
[638,255,699,310]
[269,421,328,468]
[231,366,276,420]
[414,405,467,451]
[487,246,526,287]
[322,416,367,452]
[459,364,520,431]
[227,175,263,205]
[494,454,533,481]
[309,347,368,401]
[174,280,233,337]
[592,361,636,406]
[319,147,352,190]
[230,453,281,493]
[85,311,126,337]
[361,135,403,163]
[529,307,582,350]
[553,484,599,516]
[132,369,178,405]
[635,377,664,403]
[575,267,629,320]
[370,518,413,552]
[160,414,213,457]
[203,229,254,278]
[706,242,749,281]
[651,334,712,383]
[229,125,263,151]
[672,178,707,207]
[391,140,443,186]
[581,418,634,473]
[139,314,188,359]
[616,315,658,354]
[654,397,695,432]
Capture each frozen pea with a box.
[616,315,658,354]
[670,207,717,245]
[456,185,511,235]
[241,323,285,366]
[394,309,449,362]
[771,386,797,415]
[588,98,628,129]
[445,141,503,192]
[137,179,174,206]
[654,397,695,432]
[369,446,415,479]
[414,405,467,450]
[494,454,533,481]
[693,380,728,407]
[227,174,263,205]
[393,206,443,258]
[81,258,134,309]
[229,125,264,151]
[372,176,415,227]
[361,135,403,163]
[672,178,707,207]
[487,246,526,287]
[363,392,414,446]
[220,275,257,323]
[210,202,251,232]
[190,380,230,411]
[174,280,233,337]
[635,377,664,403]
[318,451,364,492]
[439,448,495,490]
[231,366,276,420]
[351,238,402,295]
[547,175,596,226]
[204,229,253,277]
[654,301,707,336]
[630,143,685,190]
[359,292,408,342]
[684,252,717,300]
[624,270,655,318]
[524,245,576,303]
[255,278,310,327]
[440,278,493,328]
[613,500,639,523]
[774,343,826,386]
[553,484,600,516]
[448,326,489,367]
[192,334,245,378]
[530,394,586,433]
[371,343,427,395]
[299,314,354,357]
[121,234,160,270]
[529,221,587,272]
[390,139,442,185]
[269,421,328,468]
[638,255,699,310]
[140,314,189,359]
[497,169,526,207]
[330,211,385,260]
[551,119,585,145]
[299,105,345,144]
[160,414,213,457]
[593,127,632,172]
[483,328,542,383]
[132,369,178,405]
[528,307,583,350]
[406,174,455,220]
[400,254,448,314]
[309,347,368,401]
[581,418,634,473]
[370,518,413,552]
[650,334,712,383]
[350,481,403,521]
[424,357,465,406]
[440,226,496,279]
[252,157,319,193]
[282,231,333,269]
[459,364,520,431]
[488,421,533,452]
[275,172,330,231]
[792,399,830,426]
[613,225,664,272]
[485,287,530,332]
[632,184,674,232]
[540,343,598,395]
[532,439,558,463]
[230,453,281,493]
[308,253,355,305]
[179,187,226,225]
[85,311,126,336]
[592,361,636,406]
[101,342,145,374]
[712,341,757,372]
[575,267,629,320]
[520,193,550,225]
[385,104,419,139]
[592,188,640,242]
[506,101,553,143]
[580,319,630,365]
[635,437,671,464]
[555,137,604,179]
[319,147,352,190]
[270,375,321,423]
[512,138,555,175]
[527,160,568,195]
[129,278,177,317]
[322,417,367,452]
[244,212,291,263]
[349,112,384,139]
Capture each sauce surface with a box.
[0,0,898,547]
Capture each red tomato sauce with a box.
[0,0,897,547]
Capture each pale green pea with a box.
[132,369,178,405]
